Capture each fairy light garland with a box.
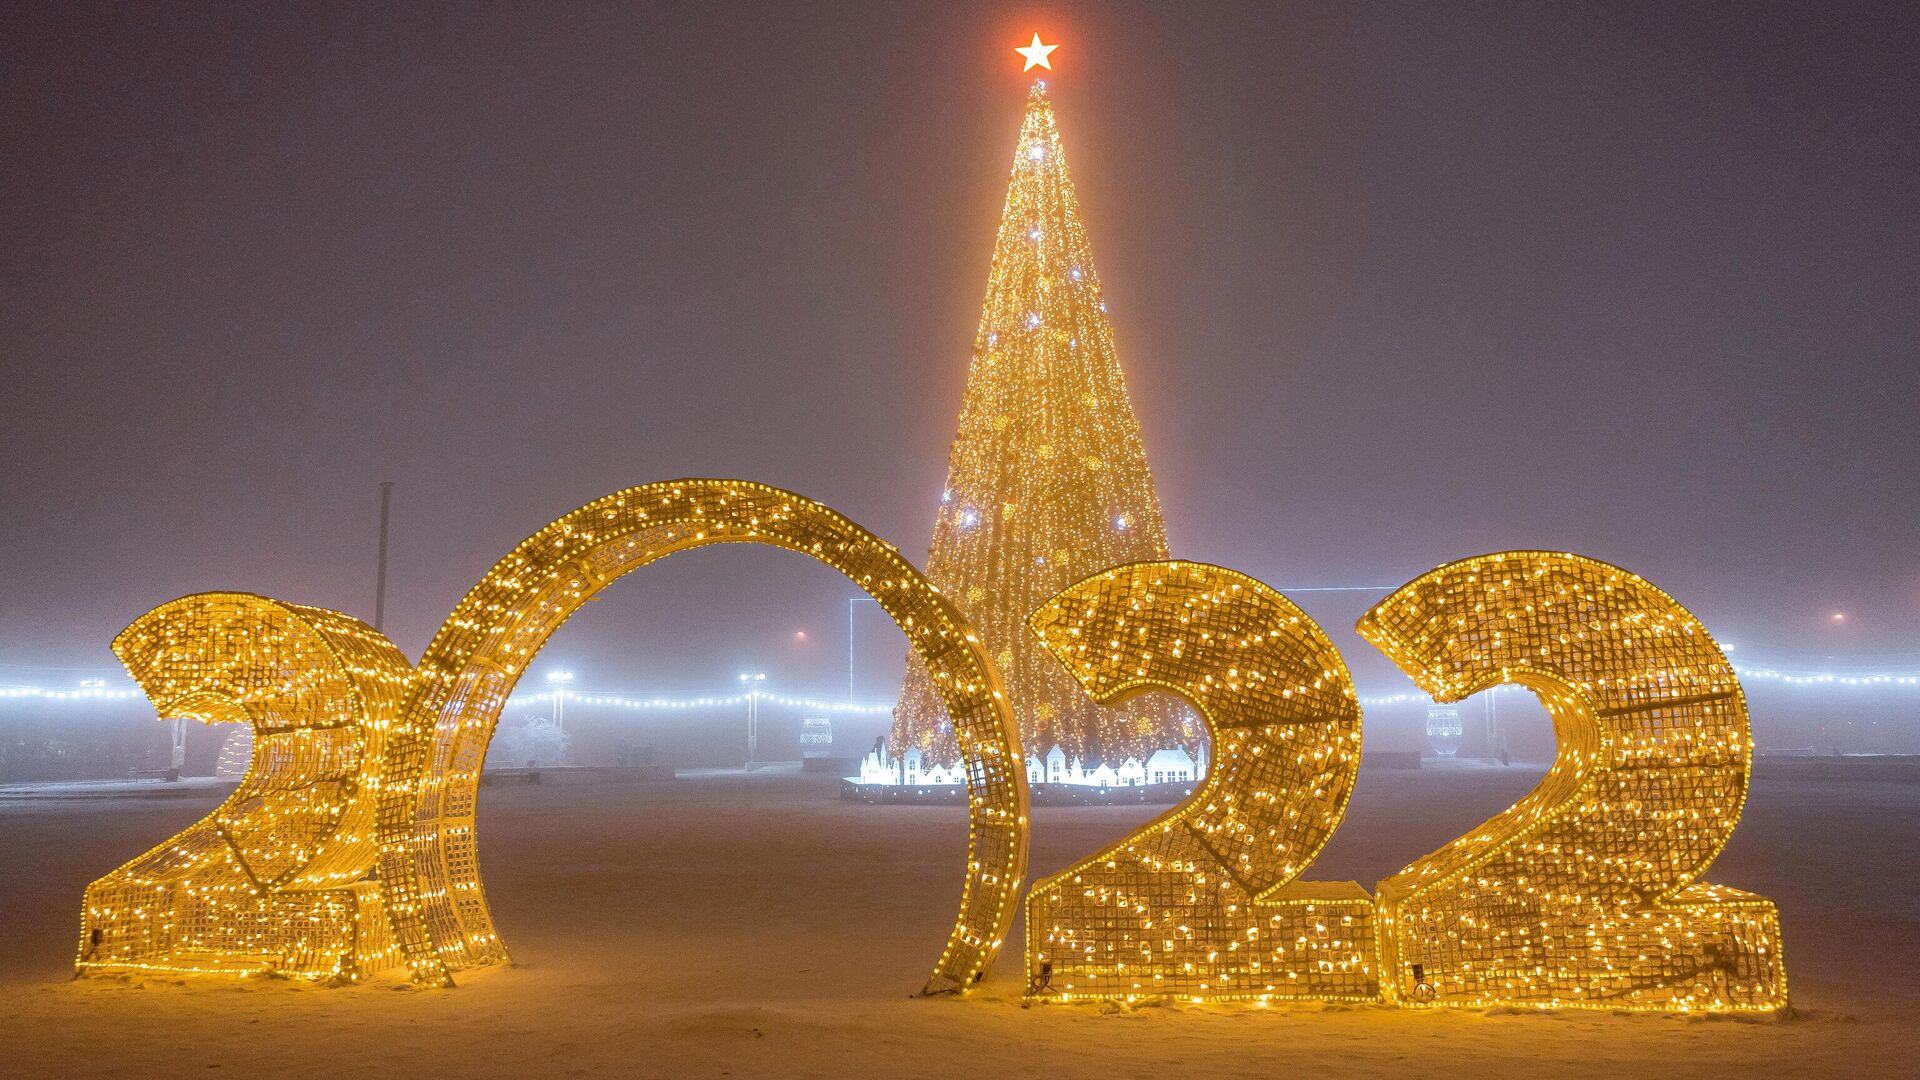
[5,657,1913,713]
[503,690,894,714]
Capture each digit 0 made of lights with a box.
[1024,561,1376,1004]
[78,480,1029,995]
[378,480,1026,993]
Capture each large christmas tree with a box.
[891,77,1196,767]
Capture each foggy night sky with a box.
[2,2,1916,704]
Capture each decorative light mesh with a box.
[1025,561,1375,1003]
[375,479,1028,992]
[1357,551,1787,1012]
[891,82,1194,767]
[78,593,413,981]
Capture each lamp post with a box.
[739,672,766,764]
[546,670,574,731]
[374,481,393,632]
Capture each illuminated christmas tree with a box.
[890,71,1197,769]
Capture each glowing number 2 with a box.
[1357,551,1788,1011]
[78,593,414,981]
[1025,561,1376,1003]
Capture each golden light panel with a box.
[892,81,1195,768]
[1025,561,1376,1004]
[1356,551,1788,1012]
[79,593,413,981]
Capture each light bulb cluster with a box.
[1020,552,1786,1014]
[893,82,1196,770]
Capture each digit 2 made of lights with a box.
[1356,551,1787,1012]
[78,480,1029,994]
[1025,561,1377,1004]
[78,594,414,980]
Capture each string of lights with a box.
[2,659,1915,709]
[502,690,897,714]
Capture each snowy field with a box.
[1,761,1913,1079]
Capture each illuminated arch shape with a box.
[375,479,1029,992]
[1357,551,1788,1012]
[79,593,413,981]
[1025,561,1376,1003]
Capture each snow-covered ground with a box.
[1,760,1912,1079]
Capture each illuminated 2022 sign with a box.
[76,479,1787,1013]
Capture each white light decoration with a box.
[5,655,1910,708]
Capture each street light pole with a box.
[374,481,393,632]
[739,672,766,765]
[546,671,574,731]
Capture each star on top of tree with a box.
[1015,33,1059,72]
